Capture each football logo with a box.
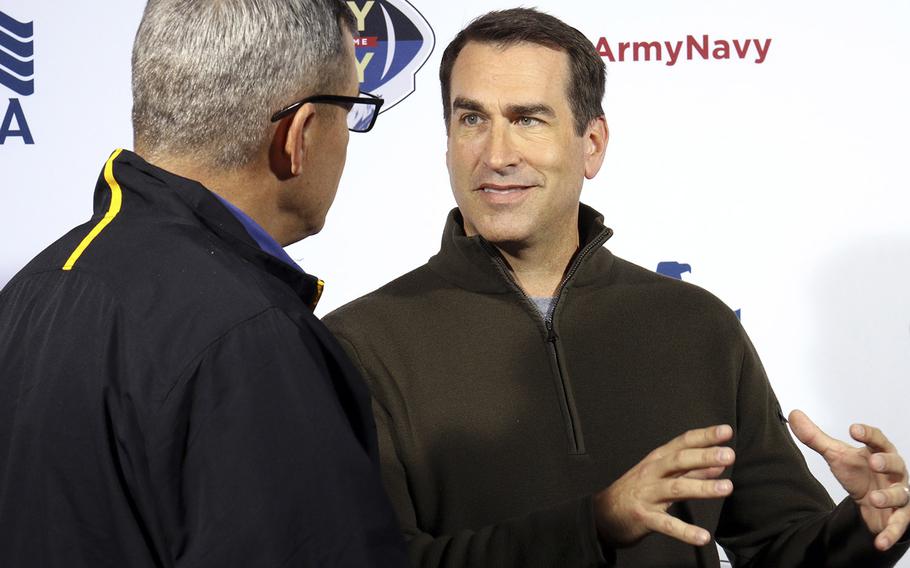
[347,1,434,113]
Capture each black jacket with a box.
[0,150,407,567]
[325,205,908,567]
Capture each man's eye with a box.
[462,114,481,126]
[517,117,540,127]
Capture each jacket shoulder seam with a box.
[157,305,299,408]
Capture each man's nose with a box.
[482,122,521,172]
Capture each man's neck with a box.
[493,233,580,298]
[149,153,300,246]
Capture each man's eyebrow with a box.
[452,97,486,113]
[451,98,556,118]
[506,103,555,118]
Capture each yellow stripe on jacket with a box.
[62,149,124,271]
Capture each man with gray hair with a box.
[0,1,405,566]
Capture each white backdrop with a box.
[1,1,908,562]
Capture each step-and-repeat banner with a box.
[1,1,908,561]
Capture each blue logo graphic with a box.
[0,11,34,96]
[656,261,691,280]
[0,10,34,145]
[348,0,434,113]
[656,261,741,319]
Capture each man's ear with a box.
[270,103,318,179]
[286,103,318,177]
[583,116,609,180]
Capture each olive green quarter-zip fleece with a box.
[325,204,908,568]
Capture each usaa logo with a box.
[347,0,434,113]
[656,261,742,319]
[0,11,34,145]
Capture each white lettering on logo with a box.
[355,51,374,83]
[346,1,375,33]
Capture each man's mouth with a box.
[477,184,533,194]
[474,184,534,205]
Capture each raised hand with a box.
[789,409,910,551]
[593,425,736,547]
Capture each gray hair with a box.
[132,0,355,169]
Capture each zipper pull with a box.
[546,325,558,343]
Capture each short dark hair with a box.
[439,8,605,136]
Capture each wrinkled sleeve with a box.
[333,333,611,568]
[168,309,406,568]
[717,327,909,567]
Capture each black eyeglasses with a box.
[270,92,384,133]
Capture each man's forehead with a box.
[453,40,569,75]
[449,41,571,104]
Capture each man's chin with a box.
[459,206,534,245]
[291,214,328,244]
[473,225,533,252]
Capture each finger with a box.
[852,424,898,454]
[661,425,733,456]
[869,484,910,509]
[788,409,844,457]
[644,511,712,546]
[661,447,735,476]
[684,466,726,480]
[874,507,910,552]
[655,477,733,503]
[869,452,907,476]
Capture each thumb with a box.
[789,409,837,457]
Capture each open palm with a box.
[789,409,909,551]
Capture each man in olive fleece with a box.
[324,8,910,568]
